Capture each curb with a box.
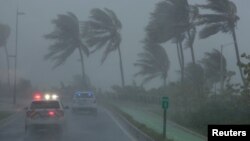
[114,111,155,141]
[105,106,155,141]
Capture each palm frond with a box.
[197,0,239,40]
[200,49,227,82]
[101,41,115,64]
[86,34,110,47]
[44,12,88,68]
[51,45,75,69]
[197,14,228,25]
[199,23,223,39]
[90,8,114,28]
[134,42,170,85]
[198,0,231,14]
[83,8,122,64]
[104,8,122,29]
[146,0,191,44]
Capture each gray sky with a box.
[0,0,250,90]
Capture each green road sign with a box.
[161,96,169,109]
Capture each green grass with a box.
[105,101,206,141]
[105,103,173,141]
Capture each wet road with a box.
[0,107,135,141]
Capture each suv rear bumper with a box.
[26,118,64,126]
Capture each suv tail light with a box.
[48,111,55,117]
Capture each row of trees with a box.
[0,0,246,92]
[136,0,245,89]
[45,9,124,89]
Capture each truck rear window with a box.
[30,101,60,109]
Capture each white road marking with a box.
[104,108,137,141]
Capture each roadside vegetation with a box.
[0,111,11,121]
[104,102,174,141]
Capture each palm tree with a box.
[172,34,185,82]
[134,42,170,87]
[82,8,125,87]
[0,23,11,91]
[45,12,89,88]
[146,0,196,83]
[200,49,227,92]
[197,0,244,85]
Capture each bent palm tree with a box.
[134,42,170,87]
[197,0,244,85]
[0,23,11,91]
[45,12,89,88]
[146,0,197,83]
[83,8,125,87]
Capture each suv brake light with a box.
[48,111,55,117]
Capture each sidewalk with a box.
[111,101,206,141]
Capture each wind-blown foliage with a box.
[45,12,89,88]
[146,0,198,83]
[197,0,245,85]
[83,8,125,87]
[134,42,170,87]
[201,49,227,88]
[197,0,239,38]
[45,12,88,67]
[146,0,189,43]
[240,53,250,94]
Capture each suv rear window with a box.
[74,92,94,98]
[30,101,60,109]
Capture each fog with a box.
[0,0,250,90]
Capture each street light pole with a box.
[13,3,24,105]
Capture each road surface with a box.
[0,107,135,141]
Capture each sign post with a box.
[161,96,169,139]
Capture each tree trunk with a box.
[231,28,245,86]
[187,31,196,64]
[78,47,88,89]
[176,43,182,70]
[4,46,11,94]
[179,41,185,84]
[117,45,125,87]
[163,76,167,88]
